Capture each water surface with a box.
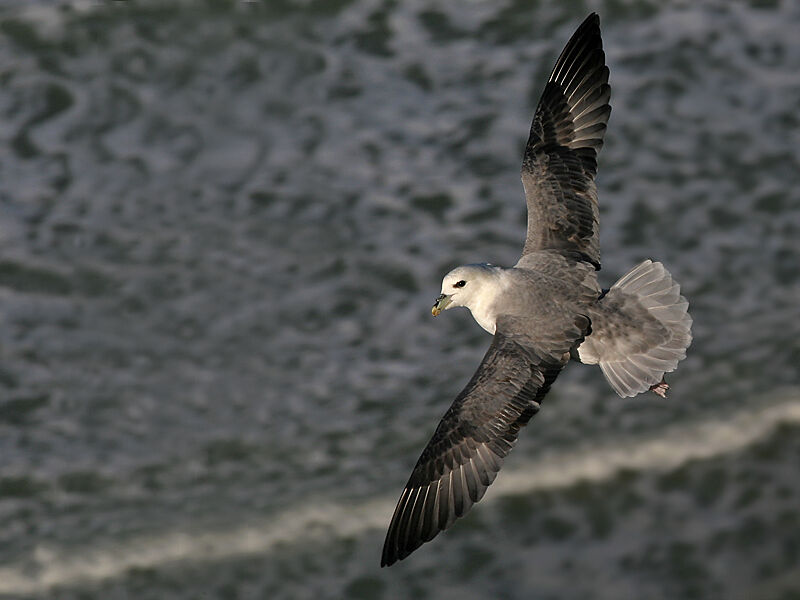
[0,1,799,598]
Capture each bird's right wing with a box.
[520,13,611,269]
[381,314,589,567]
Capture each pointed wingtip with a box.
[582,12,602,35]
[380,543,395,567]
[380,538,408,567]
[576,12,602,42]
[380,532,401,567]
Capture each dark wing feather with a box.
[520,13,610,269]
[381,332,569,567]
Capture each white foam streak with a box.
[494,394,800,494]
[1,392,799,595]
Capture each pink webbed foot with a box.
[649,378,669,398]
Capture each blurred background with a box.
[1,0,799,598]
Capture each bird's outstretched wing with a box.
[520,13,610,269]
[381,315,588,567]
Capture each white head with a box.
[431,264,502,334]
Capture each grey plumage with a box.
[521,12,610,268]
[579,260,692,397]
[382,13,692,567]
[382,332,559,563]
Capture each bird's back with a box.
[493,251,600,352]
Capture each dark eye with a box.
[453,280,466,288]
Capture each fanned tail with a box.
[578,260,692,397]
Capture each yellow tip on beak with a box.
[432,294,451,316]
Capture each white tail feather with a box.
[579,260,692,397]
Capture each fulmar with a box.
[380,13,693,567]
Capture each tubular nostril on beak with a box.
[431,294,452,316]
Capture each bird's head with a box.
[431,264,497,316]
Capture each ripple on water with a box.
[0,1,799,598]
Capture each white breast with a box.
[464,279,504,335]
[468,304,497,335]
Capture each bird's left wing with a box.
[520,13,610,269]
[381,315,588,566]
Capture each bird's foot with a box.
[649,378,669,398]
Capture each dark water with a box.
[0,1,799,598]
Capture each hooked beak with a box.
[431,294,452,316]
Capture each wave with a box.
[1,390,798,595]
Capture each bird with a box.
[380,13,692,567]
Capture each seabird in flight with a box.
[381,13,692,567]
